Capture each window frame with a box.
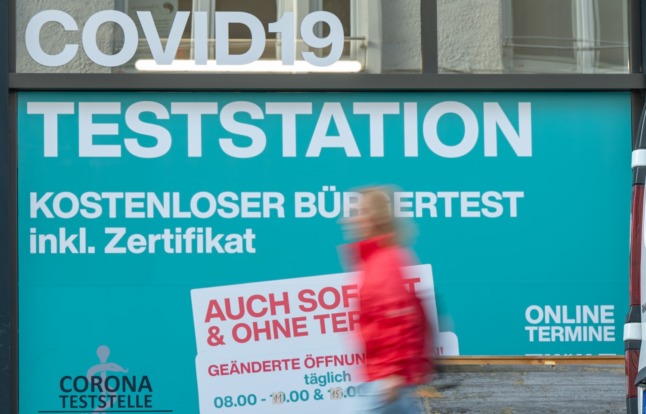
[501,0,630,74]
[3,2,646,414]
[4,1,645,97]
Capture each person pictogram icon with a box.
[86,345,128,413]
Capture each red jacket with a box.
[352,235,434,385]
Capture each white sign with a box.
[25,10,344,68]
[190,265,459,414]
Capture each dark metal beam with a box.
[632,0,643,73]
[8,73,646,91]
[0,0,11,412]
[634,0,644,73]
[420,0,438,74]
[8,0,14,73]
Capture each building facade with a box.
[1,1,643,413]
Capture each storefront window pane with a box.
[16,0,422,74]
[438,0,630,74]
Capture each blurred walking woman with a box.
[344,187,433,414]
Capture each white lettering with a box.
[353,103,400,157]
[24,99,535,160]
[266,103,313,157]
[78,103,121,157]
[301,12,344,67]
[82,11,138,67]
[26,11,78,66]
[216,12,266,65]
[484,102,532,157]
[306,103,359,157]
[26,102,75,157]
[124,101,172,158]
[423,102,478,158]
[138,11,189,65]
[220,102,267,158]
[170,103,219,157]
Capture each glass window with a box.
[16,0,422,74]
[438,0,630,74]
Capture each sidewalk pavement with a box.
[416,364,624,413]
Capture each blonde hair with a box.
[359,186,417,246]
[360,187,396,237]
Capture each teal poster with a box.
[18,92,630,412]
